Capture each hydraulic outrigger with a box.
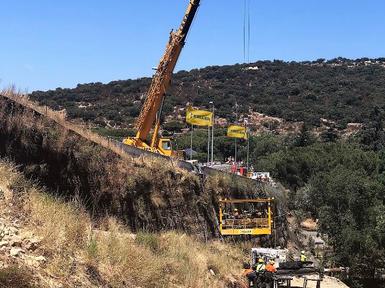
[123,0,201,157]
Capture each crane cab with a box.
[158,138,173,156]
[219,198,273,236]
[123,136,174,156]
[158,138,185,158]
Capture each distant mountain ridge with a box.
[30,57,385,130]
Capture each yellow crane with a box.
[123,0,201,157]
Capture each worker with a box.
[242,262,253,276]
[254,258,266,288]
[242,263,256,288]
[264,259,277,288]
[300,250,307,262]
[265,259,277,273]
[255,258,266,273]
[233,208,239,218]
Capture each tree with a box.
[359,107,385,151]
[320,128,338,143]
[293,124,315,147]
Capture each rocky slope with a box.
[0,159,250,287]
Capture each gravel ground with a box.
[291,275,350,288]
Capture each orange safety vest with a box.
[242,268,253,277]
[265,263,277,273]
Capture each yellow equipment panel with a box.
[219,198,273,236]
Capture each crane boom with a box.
[124,0,200,156]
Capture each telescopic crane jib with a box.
[123,0,201,157]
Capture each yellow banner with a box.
[186,107,213,127]
[227,125,248,139]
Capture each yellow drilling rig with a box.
[219,198,274,236]
[123,0,200,157]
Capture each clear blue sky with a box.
[1,0,384,92]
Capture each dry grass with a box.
[25,192,90,277]
[0,159,246,287]
[0,159,19,201]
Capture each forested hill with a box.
[30,57,385,129]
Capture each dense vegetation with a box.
[31,58,385,130]
[266,140,385,287]
[177,107,385,286]
[257,112,385,285]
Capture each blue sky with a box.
[0,0,384,92]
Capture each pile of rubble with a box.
[0,219,45,268]
[0,179,47,274]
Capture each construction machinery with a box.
[219,198,274,236]
[123,0,200,157]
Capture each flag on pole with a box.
[186,106,213,127]
[227,125,248,140]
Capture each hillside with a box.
[0,159,248,288]
[0,159,354,288]
[0,91,292,287]
[1,91,277,239]
[30,58,385,132]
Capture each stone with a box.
[34,255,46,262]
[10,236,22,247]
[224,275,243,288]
[129,233,136,240]
[24,255,46,267]
[8,227,18,235]
[24,238,40,251]
[10,247,24,257]
[2,234,11,241]
[0,240,8,248]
